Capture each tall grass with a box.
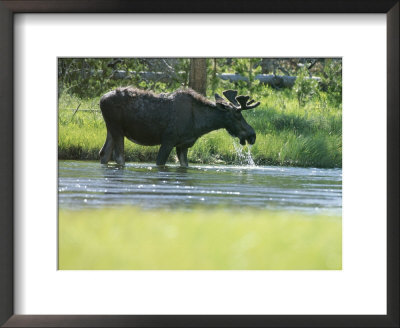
[59,207,342,270]
[58,88,342,168]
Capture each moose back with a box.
[99,87,259,167]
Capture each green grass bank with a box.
[59,207,342,270]
[58,88,342,168]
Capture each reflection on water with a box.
[58,161,342,214]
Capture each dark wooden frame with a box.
[0,1,398,327]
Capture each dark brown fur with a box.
[115,87,216,106]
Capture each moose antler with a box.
[222,90,240,107]
[223,90,260,111]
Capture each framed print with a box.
[1,1,398,327]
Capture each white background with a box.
[14,14,387,315]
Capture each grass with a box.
[58,88,342,168]
[59,207,342,270]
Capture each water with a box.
[58,161,342,214]
[232,141,255,166]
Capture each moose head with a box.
[214,90,260,145]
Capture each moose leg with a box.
[156,143,174,166]
[112,134,125,165]
[176,146,189,167]
[99,131,114,164]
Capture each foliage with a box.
[294,67,319,106]
[208,58,219,95]
[59,58,342,100]
[229,58,263,95]
[59,207,342,270]
[58,58,189,99]
[321,58,342,106]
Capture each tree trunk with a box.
[189,58,207,95]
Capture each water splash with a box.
[246,145,256,166]
[233,140,256,166]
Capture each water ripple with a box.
[58,161,342,214]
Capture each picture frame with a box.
[0,0,398,327]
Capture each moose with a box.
[99,87,260,167]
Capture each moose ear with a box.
[215,93,225,103]
[215,93,230,110]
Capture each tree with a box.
[189,58,207,95]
